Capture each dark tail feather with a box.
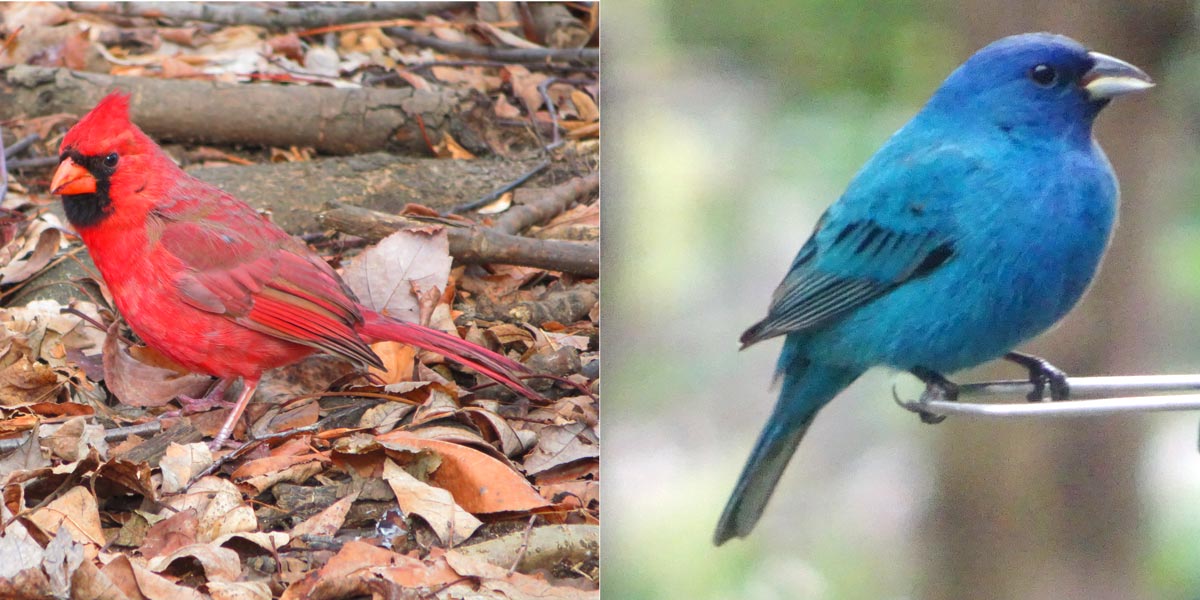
[358,309,541,401]
[713,362,860,545]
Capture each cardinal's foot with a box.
[1004,351,1069,402]
[177,378,235,414]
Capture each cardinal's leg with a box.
[209,379,258,450]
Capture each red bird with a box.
[50,92,538,448]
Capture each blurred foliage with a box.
[664,0,960,103]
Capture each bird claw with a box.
[178,395,238,414]
[1005,352,1069,402]
[907,367,959,425]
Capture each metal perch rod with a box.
[895,374,1200,419]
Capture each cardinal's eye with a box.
[103,153,118,168]
[1029,64,1058,87]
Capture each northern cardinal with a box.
[50,92,539,448]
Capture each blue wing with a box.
[741,143,970,347]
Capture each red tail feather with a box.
[358,309,540,400]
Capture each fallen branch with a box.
[0,66,512,155]
[0,419,163,454]
[320,203,598,277]
[473,282,598,325]
[67,2,461,29]
[494,172,599,235]
[386,26,599,65]
[456,524,599,573]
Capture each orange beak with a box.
[50,157,97,195]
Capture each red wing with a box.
[150,176,382,368]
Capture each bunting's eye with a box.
[103,153,118,168]
[1029,64,1058,87]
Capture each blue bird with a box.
[715,33,1153,545]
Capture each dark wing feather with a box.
[740,217,954,347]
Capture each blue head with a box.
[922,33,1152,143]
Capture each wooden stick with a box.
[67,2,461,29]
[319,203,598,277]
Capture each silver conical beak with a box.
[1083,51,1154,100]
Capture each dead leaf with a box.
[291,491,358,539]
[141,508,199,561]
[341,228,452,324]
[377,431,550,513]
[103,322,211,407]
[148,543,241,583]
[100,553,207,600]
[383,458,480,545]
[27,485,105,549]
[43,416,107,462]
[0,215,61,285]
[159,442,213,494]
[160,476,256,542]
[522,421,598,476]
[0,356,62,407]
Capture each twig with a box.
[895,374,1200,419]
[508,515,538,576]
[452,159,550,213]
[0,420,163,453]
[386,26,599,65]
[4,133,39,159]
[493,172,598,235]
[6,156,59,170]
[296,18,518,38]
[187,422,322,486]
[1,125,7,204]
[536,77,595,151]
[320,203,598,277]
[404,59,598,75]
[67,2,461,29]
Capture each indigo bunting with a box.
[715,33,1153,545]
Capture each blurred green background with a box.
[605,1,1200,598]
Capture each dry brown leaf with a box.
[476,191,514,215]
[366,341,416,385]
[141,508,199,561]
[290,491,358,539]
[280,540,460,599]
[103,322,212,407]
[443,548,599,599]
[208,580,273,600]
[503,65,549,113]
[0,520,52,596]
[476,22,543,49]
[0,219,61,285]
[44,416,107,462]
[243,460,324,494]
[383,458,480,545]
[147,543,241,583]
[27,485,105,549]
[101,553,207,600]
[523,421,598,476]
[377,430,550,513]
[160,476,256,542]
[159,442,213,494]
[342,227,452,324]
[494,93,523,119]
[231,449,326,480]
[0,356,62,407]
